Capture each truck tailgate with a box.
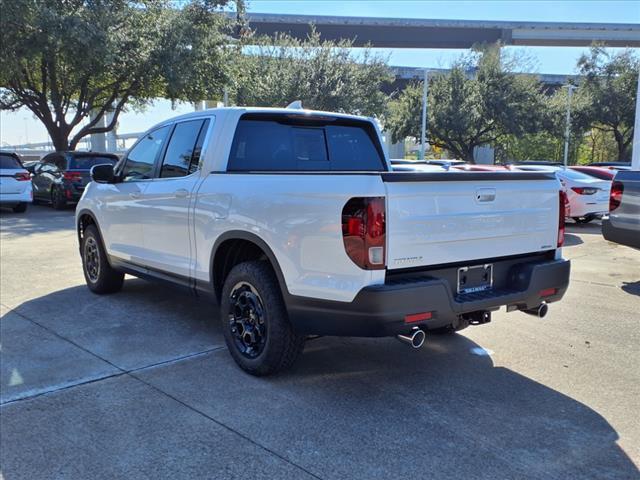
[382,172,561,270]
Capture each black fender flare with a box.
[76,209,108,257]
[210,230,291,299]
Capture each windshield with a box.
[69,155,117,170]
[0,154,22,169]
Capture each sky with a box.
[1,0,638,146]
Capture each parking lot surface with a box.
[1,205,639,480]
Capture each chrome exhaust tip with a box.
[397,329,426,349]
[521,302,548,318]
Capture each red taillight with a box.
[14,172,30,181]
[609,181,624,212]
[558,190,566,247]
[63,171,83,182]
[341,197,386,270]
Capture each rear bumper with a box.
[569,200,608,218]
[64,183,85,201]
[603,218,640,249]
[287,258,570,337]
[0,190,32,204]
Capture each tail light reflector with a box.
[341,197,386,270]
[539,288,557,297]
[558,190,566,247]
[609,181,624,212]
[405,312,432,324]
[14,172,30,181]
[63,171,83,182]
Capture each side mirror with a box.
[91,163,116,183]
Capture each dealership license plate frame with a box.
[457,264,493,295]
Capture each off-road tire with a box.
[221,261,305,376]
[81,224,124,294]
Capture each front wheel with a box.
[220,261,305,376]
[81,224,124,294]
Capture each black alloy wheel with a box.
[228,282,268,359]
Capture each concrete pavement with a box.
[1,206,639,479]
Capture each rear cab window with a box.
[0,154,22,169]
[227,113,387,172]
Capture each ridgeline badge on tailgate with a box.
[394,256,423,266]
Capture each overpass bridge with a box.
[241,13,640,48]
[387,66,577,94]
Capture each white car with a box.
[514,166,610,223]
[0,152,32,213]
[76,107,570,375]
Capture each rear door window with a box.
[227,115,385,172]
[0,154,22,169]
[159,119,206,178]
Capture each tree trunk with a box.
[464,146,476,163]
[613,129,629,161]
[48,128,70,152]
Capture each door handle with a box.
[129,192,141,199]
[175,189,189,198]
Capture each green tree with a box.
[0,0,242,151]
[230,29,392,117]
[498,85,591,164]
[577,46,639,161]
[386,47,546,162]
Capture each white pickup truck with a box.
[76,107,570,375]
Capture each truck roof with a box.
[149,107,374,132]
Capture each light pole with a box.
[632,70,639,171]
[419,69,428,160]
[562,84,576,168]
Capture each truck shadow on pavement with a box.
[621,281,640,296]
[1,279,638,479]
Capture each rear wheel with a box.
[51,187,67,210]
[81,224,124,294]
[573,216,594,224]
[221,261,305,376]
[12,202,27,213]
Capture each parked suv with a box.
[77,107,570,375]
[0,151,32,212]
[33,151,118,209]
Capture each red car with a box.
[569,166,616,181]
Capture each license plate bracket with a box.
[457,264,493,294]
